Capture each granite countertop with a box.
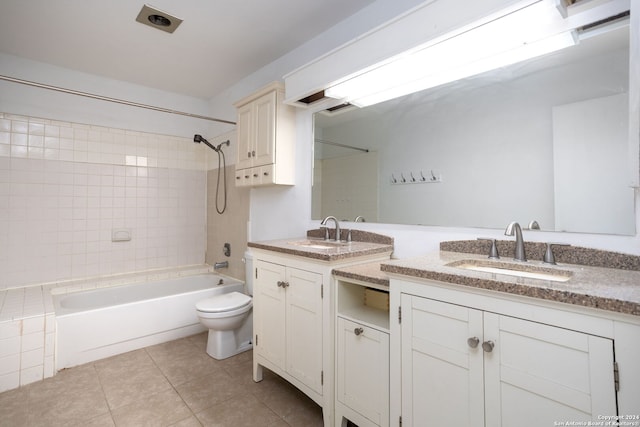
[333,262,390,287]
[248,230,393,261]
[380,251,640,316]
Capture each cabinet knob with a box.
[247,151,251,158]
[277,281,285,288]
[467,337,480,348]
[253,173,258,177]
[252,150,255,157]
[263,172,269,176]
[482,340,495,353]
[354,327,364,336]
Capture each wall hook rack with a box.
[391,169,442,185]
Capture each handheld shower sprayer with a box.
[193,134,230,152]
[193,134,230,214]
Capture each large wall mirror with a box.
[312,18,635,235]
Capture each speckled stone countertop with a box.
[248,230,393,262]
[380,251,640,316]
[333,262,390,287]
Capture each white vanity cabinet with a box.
[400,295,615,426]
[389,278,635,427]
[234,82,295,187]
[250,245,393,427]
[335,279,390,427]
[254,259,323,394]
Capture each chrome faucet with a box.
[320,215,341,241]
[354,215,366,222]
[504,221,527,262]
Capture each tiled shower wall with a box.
[0,112,208,290]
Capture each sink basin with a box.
[287,239,349,250]
[447,260,572,282]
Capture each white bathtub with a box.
[54,273,244,369]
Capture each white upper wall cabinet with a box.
[233,82,296,187]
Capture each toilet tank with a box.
[244,250,254,296]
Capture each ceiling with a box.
[0,0,375,99]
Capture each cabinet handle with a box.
[277,281,284,288]
[252,150,255,157]
[247,151,251,158]
[263,172,269,176]
[467,337,480,348]
[354,327,364,336]
[253,173,258,177]
[284,281,290,288]
[482,340,495,353]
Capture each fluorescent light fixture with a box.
[325,0,577,107]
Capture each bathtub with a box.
[54,273,244,370]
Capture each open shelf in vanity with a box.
[337,279,390,332]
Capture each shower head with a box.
[192,134,230,152]
[193,134,218,152]
[193,134,207,144]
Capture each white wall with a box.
[0,52,216,140]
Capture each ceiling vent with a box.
[136,4,183,34]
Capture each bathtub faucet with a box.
[214,261,229,269]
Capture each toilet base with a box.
[205,311,253,360]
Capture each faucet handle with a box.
[543,243,570,265]
[477,238,499,259]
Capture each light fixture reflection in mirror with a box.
[312,21,635,236]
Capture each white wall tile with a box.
[1,112,208,290]
[20,364,43,386]
[0,353,20,375]
[0,371,20,393]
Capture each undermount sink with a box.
[447,260,572,282]
[287,239,349,250]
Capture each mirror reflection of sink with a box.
[447,260,572,283]
[288,239,349,250]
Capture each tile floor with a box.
[0,333,324,426]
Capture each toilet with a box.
[195,252,254,360]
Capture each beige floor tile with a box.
[154,351,223,387]
[95,350,172,410]
[255,377,317,420]
[175,369,247,413]
[0,386,29,427]
[0,333,325,427]
[168,415,203,427]
[111,388,193,427]
[146,336,203,366]
[26,364,110,427]
[195,393,281,427]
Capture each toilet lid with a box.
[196,292,251,313]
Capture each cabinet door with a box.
[236,102,253,170]
[285,267,323,394]
[253,90,276,167]
[400,294,484,427]
[337,317,390,427]
[484,314,617,426]
[254,260,287,371]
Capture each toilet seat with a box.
[196,292,251,313]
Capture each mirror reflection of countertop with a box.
[333,251,640,316]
